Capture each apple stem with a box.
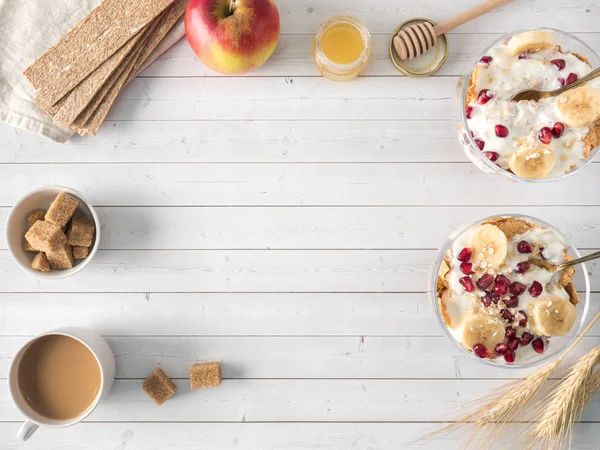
[229,0,236,14]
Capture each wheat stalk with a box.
[417,312,600,449]
[580,370,600,412]
[527,347,600,450]
[419,359,560,450]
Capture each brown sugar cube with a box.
[27,210,46,228]
[73,246,89,260]
[25,221,67,253]
[46,244,74,270]
[23,238,39,253]
[143,368,177,406]
[31,252,50,272]
[67,214,95,247]
[190,362,222,390]
[45,193,79,228]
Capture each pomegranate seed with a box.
[510,282,526,296]
[518,311,528,328]
[460,262,475,275]
[505,326,517,340]
[517,240,533,253]
[494,125,509,138]
[551,59,566,70]
[473,344,490,358]
[501,309,515,322]
[566,73,578,84]
[518,53,528,60]
[484,151,499,162]
[532,338,545,354]
[466,105,473,119]
[481,292,492,307]
[477,89,494,105]
[504,296,519,308]
[538,127,552,145]
[474,138,485,150]
[495,275,511,286]
[504,351,516,363]
[558,77,566,87]
[457,247,472,262]
[515,262,530,274]
[460,276,475,292]
[491,293,501,304]
[529,281,543,297]
[552,122,565,138]
[470,130,475,137]
[494,282,509,296]
[476,274,494,290]
[494,343,508,356]
[508,338,520,351]
[521,332,534,346]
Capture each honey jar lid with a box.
[389,18,448,77]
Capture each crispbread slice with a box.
[77,17,159,135]
[24,0,176,106]
[79,0,187,135]
[70,17,161,134]
[71,6,173,133]
[34,27,148,124]
[49,26,150,128]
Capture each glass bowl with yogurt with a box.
[429,214,589,367]
[457,29,600,182]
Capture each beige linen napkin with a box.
[0,0,185,143]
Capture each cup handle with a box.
[17,420,39,441]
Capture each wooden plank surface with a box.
[2,293,599,337]
[1,422,599,450]
[1,379,599,422]
[1,206,598,250]
[141,33,600,78]
[2,0,600,448]
[4,164,600,206]
[1,335,599,380]
[0,249,595,292]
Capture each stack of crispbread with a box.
[22,0,187,136]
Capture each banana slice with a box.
[462,313,505,351]
[556,87,600,128]
[468,224,508,269]
[507,30,554,56]
[509,142,555,179]
[532,296,576,337]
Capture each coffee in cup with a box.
[8,327,115,441]
[18,334,101,420]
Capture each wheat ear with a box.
[418,312,600,449]
[528,346,600,450]
[424,359,560,450]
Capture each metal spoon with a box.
[530,249,600,273]
[510,67,600,102]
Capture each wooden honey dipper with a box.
[393,0,514,60]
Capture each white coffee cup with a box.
[7,326,115,441]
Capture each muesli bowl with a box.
[457,28,600,182]
[428,214,589,368]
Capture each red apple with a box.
[185,0,280,74]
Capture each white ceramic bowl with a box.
[6,186,100,279]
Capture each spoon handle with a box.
[433,0,514,36]
[558,249,600,270]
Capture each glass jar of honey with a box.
[313,16,371,81]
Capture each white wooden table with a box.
[1,1,600,448]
